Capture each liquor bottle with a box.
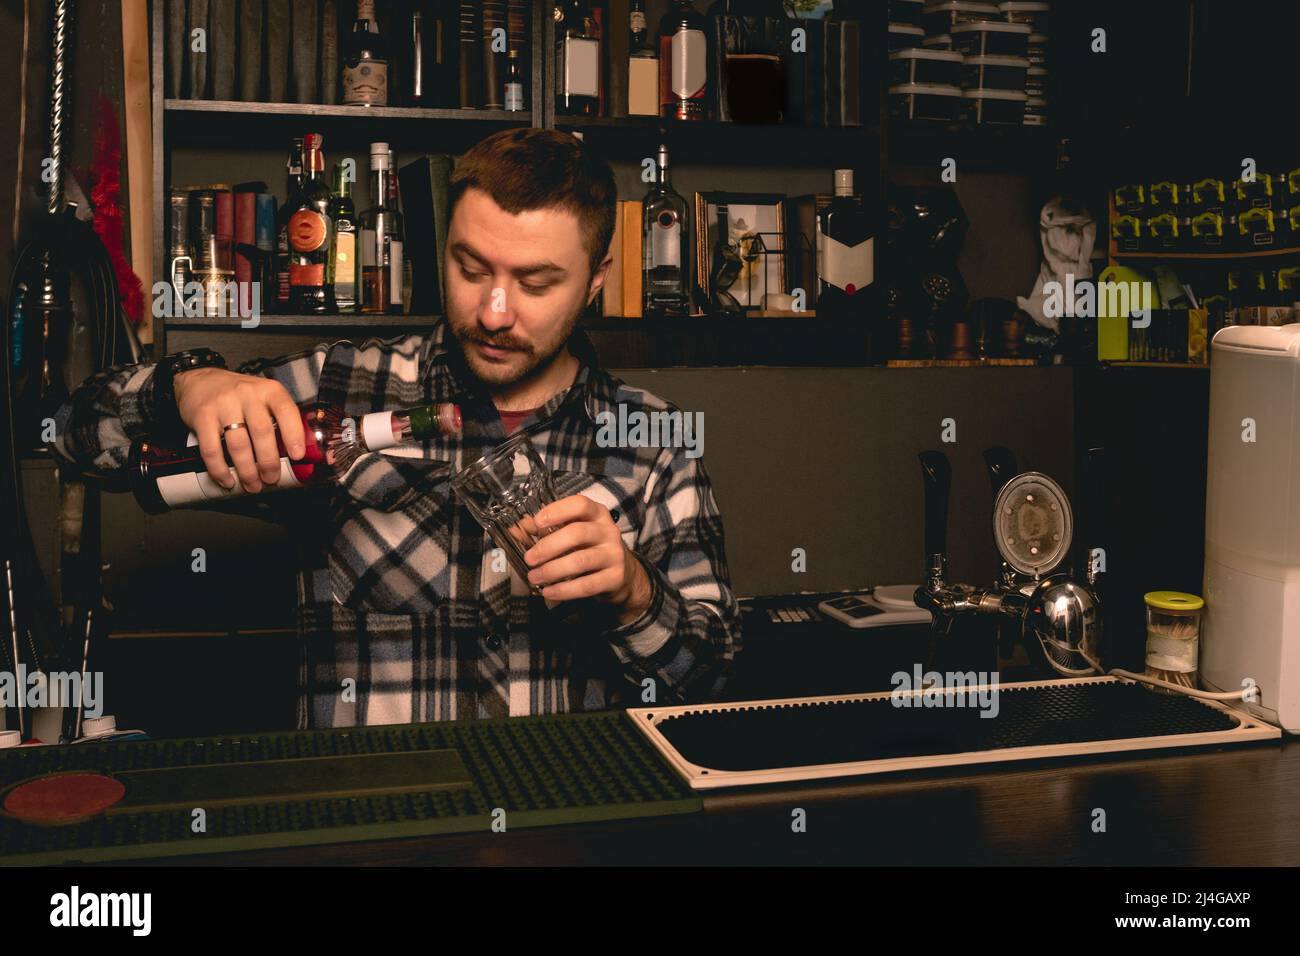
[658,0,710,120]
[555,0,600,116]
[288,133,337,314]
[343,0,389,106]
[642,144,690,316]
[504,48,525,111]
[276,137,305,311]
[815,169,875,321]
[359,142,398,314]
[387,147,408,314]
[329,163,358,312]
[629,0,649,54]
[403,0,437,106]
[127,401,463,514]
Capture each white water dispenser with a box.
[1202,323,1300,732]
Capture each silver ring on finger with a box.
[222,421,248,435]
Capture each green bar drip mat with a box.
[629,678,1281,789]
[0,711,700,865]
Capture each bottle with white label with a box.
[127,401,462,513]
[386,147,407,314]
[658,0,710,120]
[642,143,690,315]
[359,142,396,314]
[504,49,526,111]
[816,169,875,320]
[556,0,601,116]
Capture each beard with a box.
[447,296,584,390]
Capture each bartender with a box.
[49,128,742,728]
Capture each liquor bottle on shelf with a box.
[629,0,649,54]
[127,400,463,514]
[642,144,690,316]
[276,137,305,312]
[343,0,389,106]
[386,147,409,314]
[815,168,875,321]
[329,163,358,313]
[504,48,526,111]
[288,133,337,315]
[555,0,600,116]
[402,0,441,107]
[359,142,398,314]
[658,0,710,121]
[168,190,192,316]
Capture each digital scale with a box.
[817,584,933,628]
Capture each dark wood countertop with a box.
[135,734,1296,866]
[111,615,1300,866]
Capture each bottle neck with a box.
[371,166,389,206]
[304,149,324,182]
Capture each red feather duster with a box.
[88,92,145,326]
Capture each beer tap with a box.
[913,450,1103,678]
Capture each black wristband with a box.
[149,348,227,434]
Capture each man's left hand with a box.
[522,495,652,626]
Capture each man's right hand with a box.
[172,368,308,494]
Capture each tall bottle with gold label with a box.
[329,163,358,312]
[288,133,337,314]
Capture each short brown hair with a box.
[448,128,617,277]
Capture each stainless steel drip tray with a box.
[626,677,1281,790]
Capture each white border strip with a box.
[626,677,1282,790]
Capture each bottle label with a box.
[358,227,387,267]
[817,232,874,295]
[343,61,388,105]
[671,29,707,99]
[630,11,646,32]
[564,37,601,98]
[505,82,524,111]
[333,232,356,291]
[651,211,681,268]
[155,458,302,508]
[289,210,328,254]
[290,262,326,286]
[390,239,404,308]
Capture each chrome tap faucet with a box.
[913,450,1104,677]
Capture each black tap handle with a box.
[918,450,951,560]
[1079,445,1106,577]
[983,446,1017,501]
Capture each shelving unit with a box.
[150,2,1065,368]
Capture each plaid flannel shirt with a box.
[50,319,742,728]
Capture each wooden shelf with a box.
[163,99,533,149]
[555,114,879,166]
[165,313,436,331]
[165,99,529,122]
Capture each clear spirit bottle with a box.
[642,143,690,316]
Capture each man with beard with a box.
[50,128,741,728]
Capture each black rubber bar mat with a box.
[0,711,699,865]
[629,678,1281,788]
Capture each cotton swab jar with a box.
[1143,591,1205,692]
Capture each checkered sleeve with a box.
[601,447,743,704]
[47,344,333,479]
